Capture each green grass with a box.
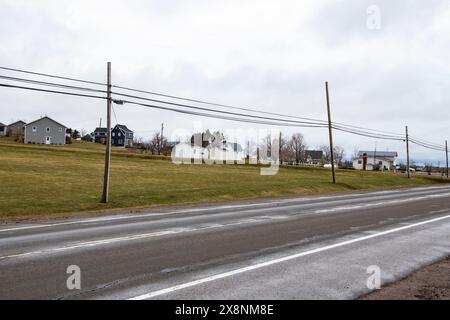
[0,138,448,220]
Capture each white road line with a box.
[128,213,450,300]
[315,192,450,213]
[1,185,449,233]
[0,218,272,261]
[2,191,450,261]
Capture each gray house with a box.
[24,116,67,145]
[0,122,6,136]
[7,120,26,136]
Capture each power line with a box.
[111,90,328,126]
[0,66,447,152]
[119,99,329,128]
[112,85,329,124]
[0,66,106,87]
[0,75,107,94]
[0,66,417,140]
[332,126,405,141]
[0,83,107,100]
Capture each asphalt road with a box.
[1,185,450,300]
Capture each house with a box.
[7,120,26,136]
[93,127,108,144]
[0,122,6,136]
[305,150,323,165]
[81,133,94,142]
[353,151,398,171]
[24,116,67,145]
[111,124,134,147]
[172,141,245,163]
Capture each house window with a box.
[118,132,122,137]
[112,132,115,137]
[59,127,63,132]
[379,161,383,165]
[358,160,362,164]
[32,126,37,132]
[46,127,51,133]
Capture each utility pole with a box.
[325,81,336,184]
[160,123,164,155]
[279,131,282,165]
[101,62,112,203]
[405,125,410,179]
[446,140,449,179]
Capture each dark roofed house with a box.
[93,127,108,144]
[305,150,323,165]
[112,124,134,147]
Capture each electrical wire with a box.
[0,66,106,87]
[0,83,107,100]
[111,90,328,126]
[112,85,329,124]
[0,75,107,94]
[0,66,447,151]
[119,99,329,128]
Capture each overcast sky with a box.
[1,0,449,164]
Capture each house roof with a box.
[8,120,26,127]
[305,150,323,159]
[0,122,5,126]
[25,116,66,128]
[358,151,398,158]
[94,127,108,133]
[114,124,133,133]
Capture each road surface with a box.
[1,185,450,300]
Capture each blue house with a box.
[111,124,134,147]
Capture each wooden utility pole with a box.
[446,140,449,179]
[325,82,336,184]
[406,125,410,179]
[279,131,282,165]
[160,123,164,155]
[101,62,112,203]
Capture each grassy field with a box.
[0,137,448,220]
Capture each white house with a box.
[172,142,245,163]
[353,151,398,171]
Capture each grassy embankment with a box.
[0,137,447,220]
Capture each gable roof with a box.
[8,120,26,127]
[305,150,323,160]
[114,124,133,133]
[358,151,398,158]
[25,116,67,129]
[0,122,5,126]
[94,127,108,133]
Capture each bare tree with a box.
[149,132,168,155]
[321,145,345,165]
[290,133,307,164]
